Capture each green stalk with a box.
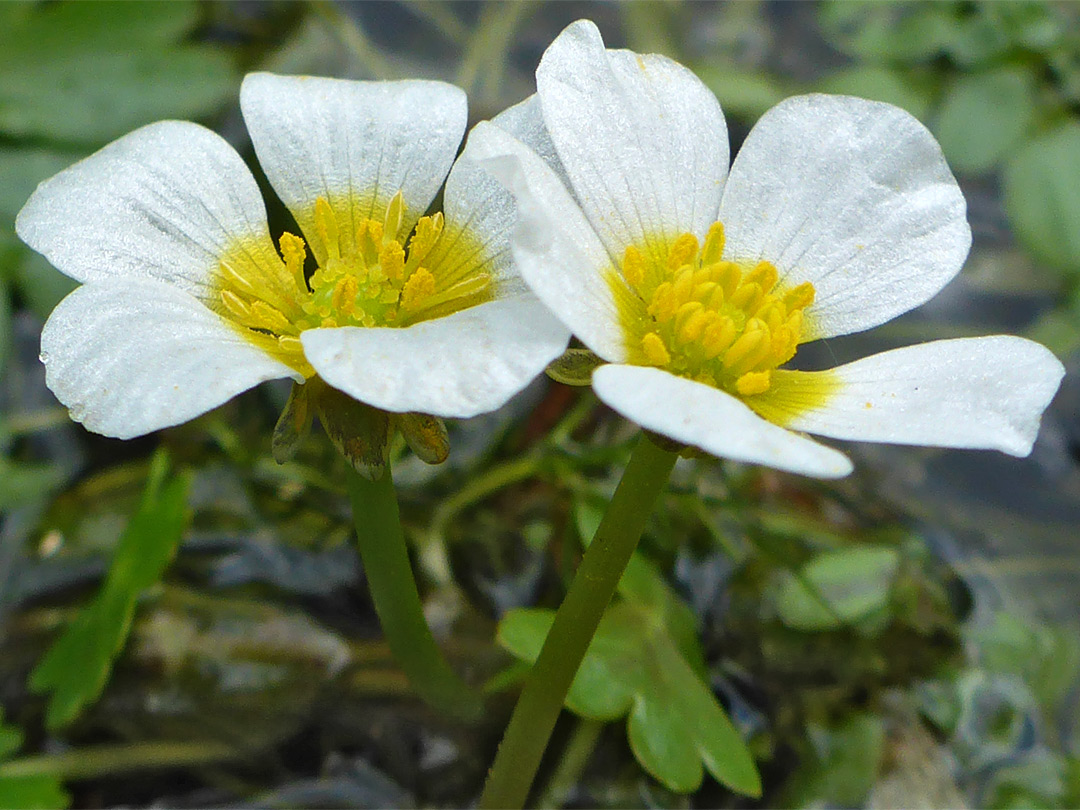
[345,459,483,721]
[479,434,678,809]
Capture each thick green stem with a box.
[345,460,483,721]
[479,434,678,809]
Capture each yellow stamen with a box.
[642,332,671,366]
[609,219,817,404]
[401,267,436,311]
[212,192,493,378]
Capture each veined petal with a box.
[592,365,853,478]
[536,20,728,262]
[490,94,572,190]
[421,123,523,297]
[301,296,569,419]
[240,73,467,263]
[40,278,297,439]
[16,121,278,299]
[751,337,1064,457]
[468,121,626,361]
[719,94,970,340]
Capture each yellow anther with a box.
[648,282,678,323]
[666,233,699,272]
[314,197,340,262]
[671,268,695,304]
[701,221,725,265]
[722,328,767,372]
[716,261,741,299]
[383,191,405,242]
[220,289,251,320]
[783,281,816,311]
[279,232,308,292]
[332,275,358,315]
[735,370,772,396]
[380,240,406,281]
[251,301,293,334]
[678,307,711,343]
[674,301,703,335]
[692,281,718,305]
[406,213,444,272]
[745,260,778,292]
[642,332,671,366]
[401,267,436,311]
[358,219,383,266]
[701,318,737,359]
[729,282,762,311]
[623,245,647,288]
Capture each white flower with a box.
[469,20,1065,479]
[16,73,569,440]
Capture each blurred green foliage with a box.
[0,2,1078,808]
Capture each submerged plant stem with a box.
[479,434,678,809]
[345,460,483,721]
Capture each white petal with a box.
[421,124,522,296]
[490,94,572,190]
[536,20,728,259]
[301,296,569,419]
[468,121,626,361]
[40,279,296,439]
[758,337,1064,457]
[15,121,277,299]
[240,73,466,261]
[592,365,853,478]
[719,94,970,340]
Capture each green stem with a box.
[479,434,678,809]
[0,741,238,781]
[345,459,483,721]
[536,717,605,809]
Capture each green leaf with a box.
[816,66,934,120]
[774,546,900,631]
[29,451,190,729]
[934,67,1038,175]
[0,2,236,144]
[692,66,788,121]
[0,710,70,809]
[0,456,69,512]
[498,602,761,796]
[785,712,885,807]
[1004,121,1080,275]
[817,1,954,64]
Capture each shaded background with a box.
[1,2,1079,807]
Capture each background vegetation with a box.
[1,2,1079,807]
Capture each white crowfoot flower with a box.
[17,73,569,442]
[470,20,1065,479]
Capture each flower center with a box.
[213,192,493,377]
[611,221,815,398]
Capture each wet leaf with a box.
[498,602,761,796]
[29,451,190,729]
[1003,121,1080,275]
[774,546,900,632]
[934,67,1037,174]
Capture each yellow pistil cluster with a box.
[213,191,493,376]
[614,221,815,398]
